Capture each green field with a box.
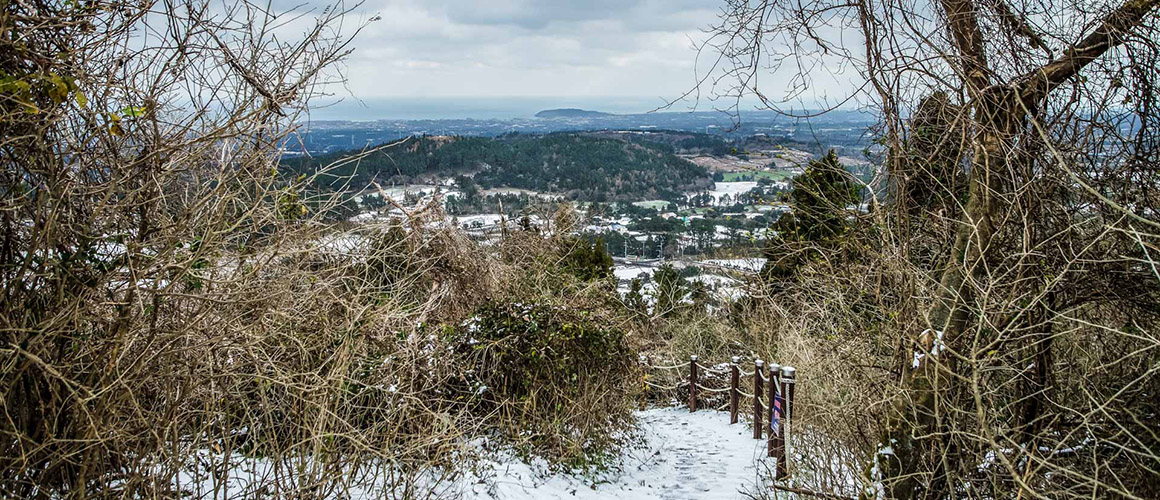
[721,170,795,182]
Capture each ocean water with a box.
[301,95,732,121]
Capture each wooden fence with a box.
[644,355,797,479]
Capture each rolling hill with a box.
[282,132,713,201]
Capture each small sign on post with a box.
[729,356,740,424]
[688,355,698,413]
[766,363,780,458]
[752,360,763,439]
[778,366,796,478]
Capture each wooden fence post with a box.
[778,365,796,478]
[640,354,649,410]
[752,360,763,439]
[767,363,780,458]
[688,355,698,413]
[729,356,740,424]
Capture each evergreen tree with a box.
[562,237,613,281]
[624,278,649,318]
[762,150,861,279]
[778,150,860,241]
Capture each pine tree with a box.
[762,150,860,279]
[624,278,649,318]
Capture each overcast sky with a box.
[331,0,717,96]
[294,0,858,118]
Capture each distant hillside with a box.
[584,130,735,156]
[534,108,612,118]
[282,133,712,201]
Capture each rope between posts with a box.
[649,362,690,370]
[646,356,797,471]
[694,363,731,376]
[644,380,686,391]
[695,384,732,393]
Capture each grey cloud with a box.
[295,0,850,105]
[347,0,714,71]
[425,0,719,30]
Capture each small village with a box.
[342,144,826,301]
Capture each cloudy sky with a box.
[338,0,716,95]
[296,0,858,118]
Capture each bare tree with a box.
[0,0,395,495]
[699,0,1160,497]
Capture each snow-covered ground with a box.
[456,213,504,229]
[699,182,757,205]
[613,261,747,302]
[362,184,451,204]
[463,408,773,500]
[614,263,659,282]
[172,409,775,499]
[701,258,766,273]
[632,200,671,210]
[688,274,743,301]
[480,187,561,199]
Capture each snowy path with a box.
[463,408,773,499]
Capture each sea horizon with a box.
[299,95,803,121]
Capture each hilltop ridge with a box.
[281,132,713,201]
[534,108,614,118]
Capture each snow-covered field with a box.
[613,261,748,302]
[614,263,659,282]
[480,187,561,199]
[463,408,773,500]
[701,258,766,273]
[701,182,756,204]
[362,184,451,204]
[688,274,742,301]
[456,213,504,229]
[632,200,671,210]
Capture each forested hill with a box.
[282,133,713,201]
[534,108,611,118]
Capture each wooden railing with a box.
[644,355,797,479]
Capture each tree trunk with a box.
[880,1,1160,496]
